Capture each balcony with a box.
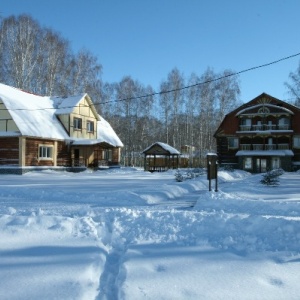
[239,124,291,131]
[240,144,290,151]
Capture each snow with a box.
[1,168,300,299]
[143,142,181,154]
[96,117,124,147]
[0,83,123,147]
[54,94,86,115]
[0,83,69,140]
[236,150,294,156]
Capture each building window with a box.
[74,117,82,130]
[244,157,252,170]
[39,145,53,159]
[228,137,239,149]
[240,118,251,131]
[272,157,280,169]
[278,117,290,130]
[293,136,300,148]
[87,121,94,133]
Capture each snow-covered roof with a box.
[236,150,294,157]
[0,83,122,146]
[143,142,181,155]
[0,83,69,140]
[54,95,85,115]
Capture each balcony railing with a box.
[239,124,291,131]
[240,144,289,151]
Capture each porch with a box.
[70,140,121,169]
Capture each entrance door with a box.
[74,149,80,166]
[256,158,267,172]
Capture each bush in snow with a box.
[175,169,185,182]
[260,168,284,186]
[175,168,206,182]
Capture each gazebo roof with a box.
[142,142,181,155]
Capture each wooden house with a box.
[214,93,300,172]
[0,83,123,174]
[142,142,181,172]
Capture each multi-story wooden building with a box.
[214,93,300,172]
[0,83,123,174]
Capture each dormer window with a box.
[258,107,270,114]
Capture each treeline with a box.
[101,69,241,166]
[0,14,266,166]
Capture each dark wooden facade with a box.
[0,137,19,165]
[214,93,300,173]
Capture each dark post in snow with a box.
[206,153,218,192]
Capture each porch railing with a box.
[71,158,85,167]
[240,144,290,151]
[239,124,291,131]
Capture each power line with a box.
[0,51,300,111]
[100,51,300,104]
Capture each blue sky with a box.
[1,0,300,102]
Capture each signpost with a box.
[206,153,218,192]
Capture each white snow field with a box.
[0,167,300,300]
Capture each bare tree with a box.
[0,14,103,100]
[0,15,42,90]
[285,61,300,106]
[159,68,185,149]
[215,69,241,124]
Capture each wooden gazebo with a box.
[142,142,181,172]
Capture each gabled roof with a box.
[54,94,85,114]
[54,93,100,120]
[0,83,69,140]
[142,142,181,155]
[0,83,122,147]
[214,92,300,137]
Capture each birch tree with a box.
[285,61,300,106]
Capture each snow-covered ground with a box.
[1,167,300,300]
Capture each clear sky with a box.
[1,0,300,103]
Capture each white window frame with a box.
[39,145,53,160]
[73,117,82,130]
[87,120,94,133]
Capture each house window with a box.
[228,137,239,149]
[39,145,53,159]
[87,121,94,133]
[244,157,252,170]
[74,117,82,130]
[102,149,112,161]
[293,136,300,148]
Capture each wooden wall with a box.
[0,137,19,165]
